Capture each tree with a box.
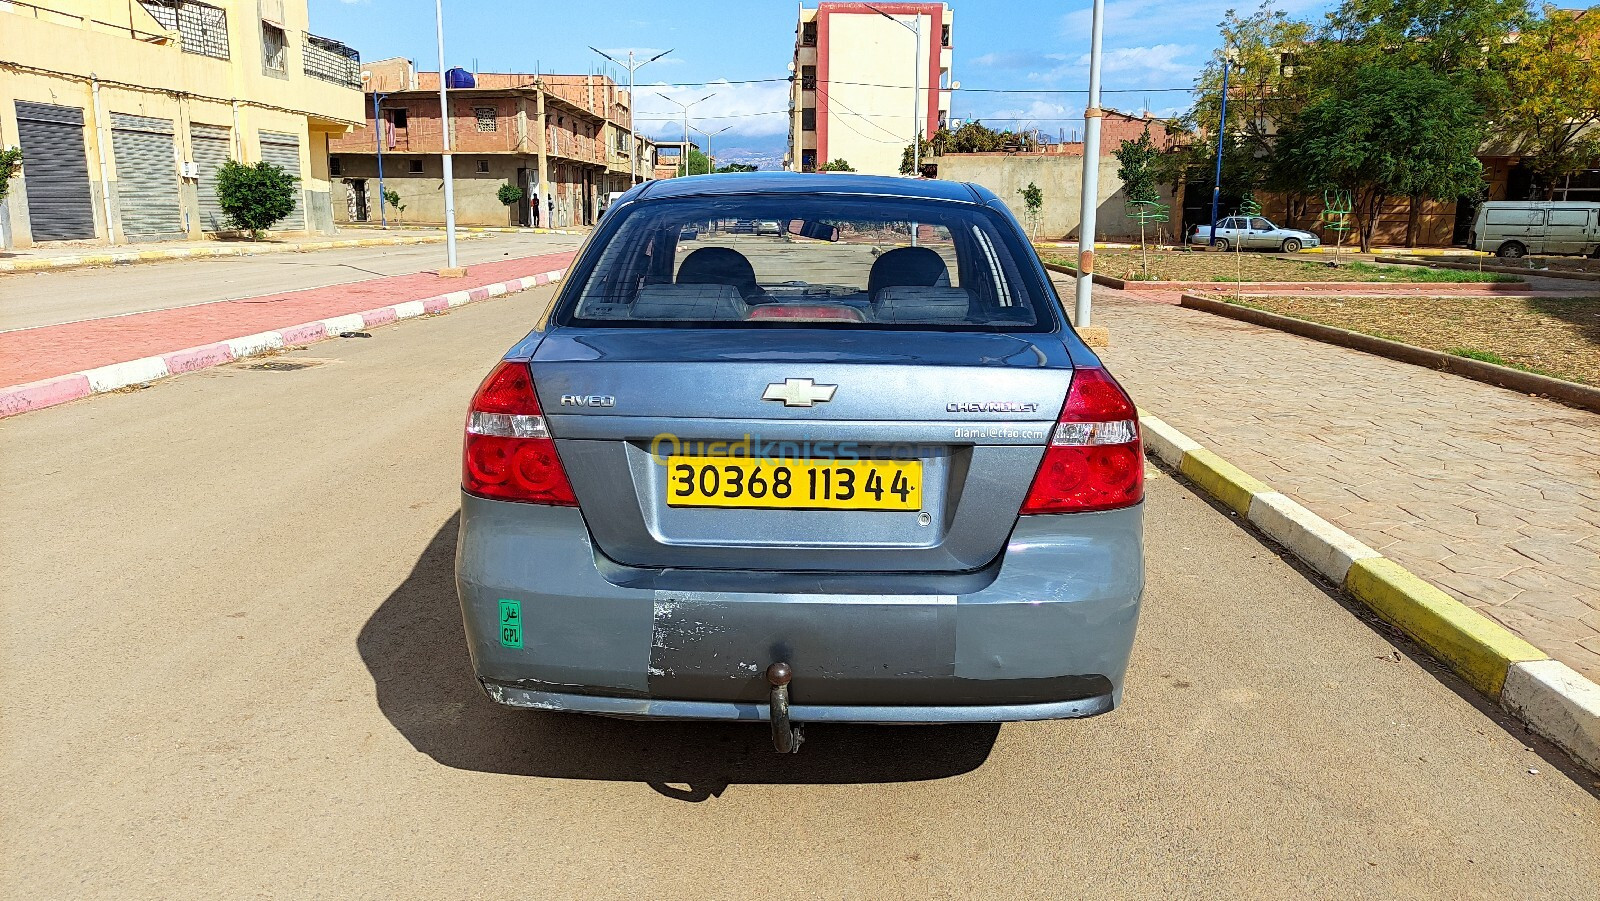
[1494,5,1600,196]
[382,189,405,221]
[0,146,21,204]
[679,147,715,176]
[820,158,857,172]
[1113,127,1161,204]
[1271,64,1487,251]
[1018,181,1043,237]
[899,120,1035,174]
[215,159,299,239]
[496,183,524,206]
[715,162,759,173]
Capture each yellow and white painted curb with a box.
[1142,413,1600,773]
[0,233,485,274]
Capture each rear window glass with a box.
[554,193,1056,332]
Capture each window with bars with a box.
[801,21,817,46]
[138,0,230,60]
[303,33,362,88]
[801,65,816,91]
[262,22,287,75]
[476,159,490,173]
[801,108,816,132]
[475,107,497,132]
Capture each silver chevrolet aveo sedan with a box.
[456,173,1144,752]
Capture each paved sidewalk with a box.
[0,231,482,274]
[0,252,575,388]
[1071,278,1600,681]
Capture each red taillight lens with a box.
[462,361,577,505]
[1020,367,1144,514]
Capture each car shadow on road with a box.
[357,514,999,801]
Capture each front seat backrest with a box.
[678,247,761,301]
[867,246,951,299]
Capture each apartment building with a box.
[787,1,952,176]
[327,62,652,228]
[1,0,364,248]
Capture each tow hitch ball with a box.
[766,662,804,754]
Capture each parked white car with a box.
[1469,201,1600,258]
[1189,216,1321,252]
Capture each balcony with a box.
[303,33,361,88]
[137,0,228,59]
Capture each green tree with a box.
[1271,64,1487,251]
[1017,181,1044,237]
[899,120,1034,174]
[820,158,857,172]
[1494,5,1600,196]
[1113,127,1161,204]
[0,146,22,204]
[382,189,405,219]
[496,183,524,206]
[215,159,299,239]
[715,162,759,173]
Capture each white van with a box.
[1470,201,1600,258]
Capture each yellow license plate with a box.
[665,456,923,511]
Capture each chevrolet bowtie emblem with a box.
[762,378,838,408]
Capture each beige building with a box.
[787,1,952,176]
[327,63,653,229]
[0,0,363,248]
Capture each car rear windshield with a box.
[554,193,1058,332]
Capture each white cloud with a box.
[633,79,793,140]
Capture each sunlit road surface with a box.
[2,282,1596,899]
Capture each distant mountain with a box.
[708,141,787,171]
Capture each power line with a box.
[646,75,1197,94]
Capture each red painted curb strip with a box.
[0,375,94,416]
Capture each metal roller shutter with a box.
[190,123,232,232]
[13,101,97,241]
[258,130,304,231]
[110,113,183,238]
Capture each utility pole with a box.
[590,47,672,185]
[655,92,715,176]
[434,0,458,271]
[868,4,922,174]
[1074,0,1106,328]
[1207,50,1235,246]
[371,90,388,227]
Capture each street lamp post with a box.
[371,90,388,227]
[434,0,457,270]
[1207,50,1235,246]
[655,92,716,177]
[590,46,673,185]
[691,124,733,174]
[1073,0,1106,328]
[868,4,923,175]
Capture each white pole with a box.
[435,0,458,269]
[1074,0,1106,328]
[912,14,921,175]
[88,75,118,244]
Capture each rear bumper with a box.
[456,494,1143,723]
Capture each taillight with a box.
[462,361,577,505]
[1020,367,1143,514]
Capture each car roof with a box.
[636,172,984,203]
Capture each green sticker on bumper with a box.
[498,599,523,649]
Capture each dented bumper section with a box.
[456,494,1143,723]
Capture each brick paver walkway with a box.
[1076,280,1600,680]
[0,252,575,387]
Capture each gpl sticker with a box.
[498,599,523,649]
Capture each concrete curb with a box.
[1178,294,1600,415]
[0,266,568,419]
[338,224,586,235]
[0,233,481,274]
[1141,412,1600,774]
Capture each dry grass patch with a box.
[1038,248,1517,284]
[1217,293,1600,386]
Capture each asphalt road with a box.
[2,284,1596,899]
[0,232,584,332]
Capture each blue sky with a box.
[310,0,1332,165]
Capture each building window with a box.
[941,24,951,47]
[476,159,489,173]
[801,21,817,46]
[475,107,497,132]
[801,65,816,91]
[801,150,816,173]
[261,22,287,75]
[408,158,424,174]
[801,108,816,132]
[329,156,342,176]
[389,108,408,129]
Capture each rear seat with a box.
[630,284,749,321]
[872,286,973,323]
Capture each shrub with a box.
[497,183,524,206]
[215,159,299,238]
[819,158,856,172]
[0,146,22,204]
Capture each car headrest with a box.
[872,287,973,323]
[678,247,760,299]
[631,283,748,321]
[868,246,951,297]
